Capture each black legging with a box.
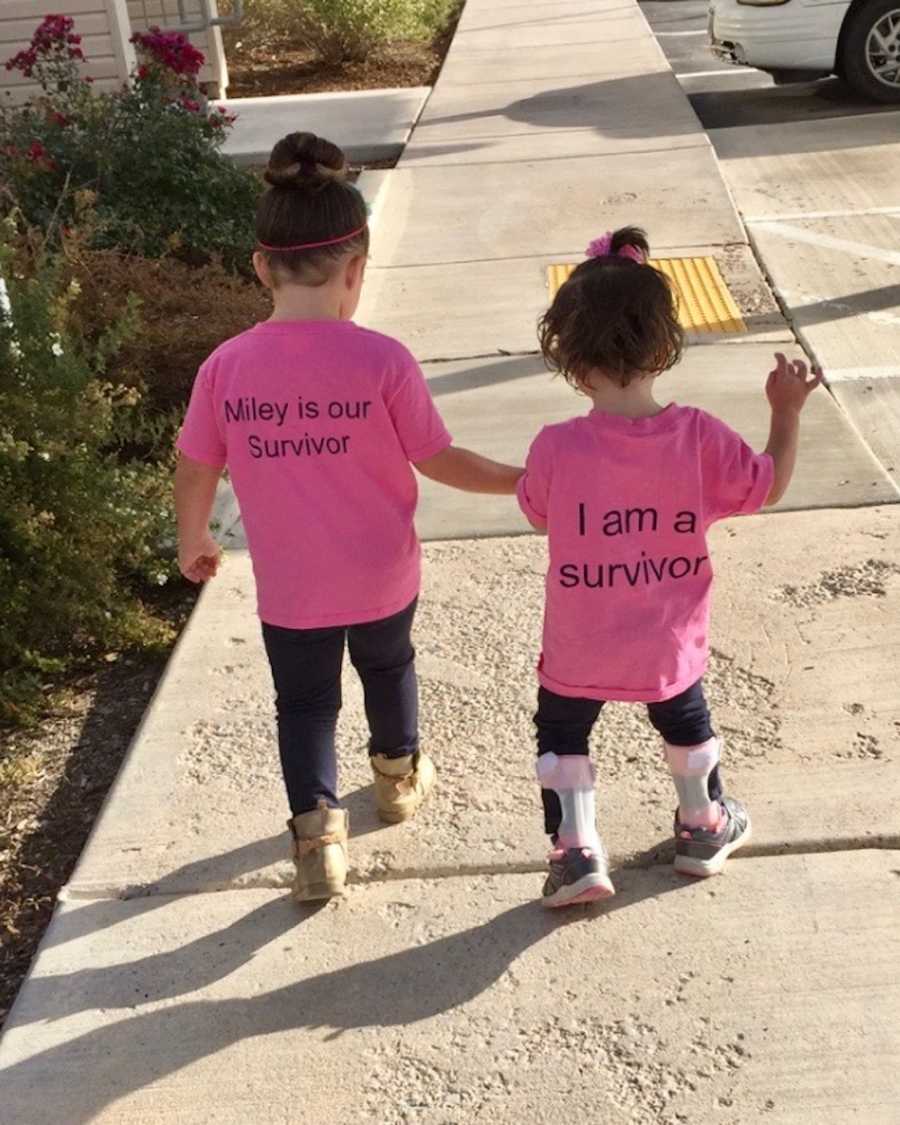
[262,599,418,816]
[535,679,721,838]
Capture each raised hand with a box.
[766,352,822,415]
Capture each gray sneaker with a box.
[542,846,616,908]
[673,797,751,877]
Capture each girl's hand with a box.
[766,353,822,415]
[178,532,221,584]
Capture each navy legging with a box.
[262,599,418,816]
[535,679,721,838]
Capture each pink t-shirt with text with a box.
[178,321,451,628]
[516,405,774,703]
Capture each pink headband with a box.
[258,223,368,253]
[585,232,647,264]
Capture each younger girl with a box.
[175,132,521,902]
[517,227,820,907]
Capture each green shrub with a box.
[0,226,178,725]
[0,18,260,270]
[238,0,458,60]
[65,244,271,413]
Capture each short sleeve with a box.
[517,428,553,529]
[177,363,227,469]
[385,347,452,463]
[701,415,774,522]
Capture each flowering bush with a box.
[0,20,257,268]
[132,27,205,78]
[5,14,86,88]
[0,225,177,724]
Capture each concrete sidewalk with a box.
[2,0,899,1120]
[2,507,899,1121]
[712,112,900,492]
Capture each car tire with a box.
[840,0,900,102]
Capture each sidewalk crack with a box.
[61,835,900,902]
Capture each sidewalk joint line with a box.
[60,836,900,903]
[371,240,742,271]
[827,365,900,383]
[411,124,700,146]
[395,140,711,172]
[745,205,900,223]
[440,36,649,55]
[424,68,665,90]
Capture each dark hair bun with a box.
[265,132,348,191]
[609,225,650,258]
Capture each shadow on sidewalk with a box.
[3,861,691,1122]
[427,354,546,397]
[42,777,397,951]
[416,74,900,156]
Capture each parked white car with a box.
[709,0,900,102]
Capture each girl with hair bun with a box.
[175,132,522,903]
[519,226,821,907]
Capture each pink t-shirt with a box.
[517,405,774,703]
[178,320,451,628]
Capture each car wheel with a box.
[840,0,900,102]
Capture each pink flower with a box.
[131,28,205,77]
[4,16,87,75]
[32,14,76,51]
[208,108,237,129]
[6,47,38,77]
[25,140,56,170]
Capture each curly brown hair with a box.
[538,226,683,388]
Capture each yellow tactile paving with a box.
[547,257,747,334]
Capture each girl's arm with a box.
[414,445,524,495]
[175,453,223,582]
[763,353,821,506]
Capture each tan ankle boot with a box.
[371,751,436,823]
[287,800,348,902]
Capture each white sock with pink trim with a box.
[536,753,601,852]
[664,738,722,830]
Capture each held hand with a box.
[178,532,221,584]
[766,353,822,415]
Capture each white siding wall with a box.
[0,0,227,106]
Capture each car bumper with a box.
[708,0,846,74]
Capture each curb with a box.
[218,85,431,167]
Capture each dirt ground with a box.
[221,7,461,99]
[0,592,196,1029]
[223,39,447,98]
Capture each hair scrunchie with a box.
[585,232,647,264]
